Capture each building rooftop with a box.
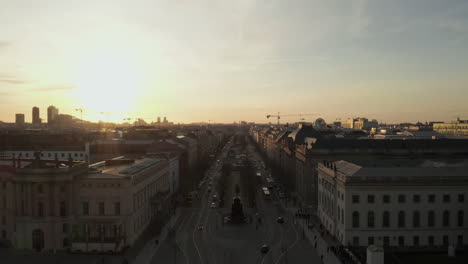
[87,157,164,179]
[328,159,468,179]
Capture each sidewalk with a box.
[281,203,342,264]
[131,210,181,264]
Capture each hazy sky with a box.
[1,0,468,124]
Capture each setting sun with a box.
[70,47,147,122]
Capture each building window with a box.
[398,236,405,246]
[413,236,419,246]
[428,194,435,203]
[428,236,434,246]
[443,210,450,227]
[99,202,105,216]
[458,235,464,246]
[38,202,44,217]
[352,195,359,204]
[82,202,89,216]
[1,215,6,225]
[398,211,405,227]
[383,236,390,247]
[60,201,66,217]
[37,184,43,193]
[383,211,390,227]
[428,211,435,227]
[62,223,68,233]
[458,194,465,203]
[21,200,25,215]
[443,194,450,203]
[443,235,449,246]
[398,195,406,203]
[368,236,374,246]
[115,202,121,216]
[367,211,375,228]
[382,195,390,204]
[341,208,344,224]
[458,211,464,227]
[413,195,420,203]
[367,195,375,204]
[353,237,359,246]
[352,211,360,228]
[413,211,420,228]
[61,153,65,157]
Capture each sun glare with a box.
[70,50,146,122]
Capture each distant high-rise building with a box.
[47,105,59,124]
[157,117,161,123]
[32,106,41,124]
[163,117,167,123]
[15,113,25,126]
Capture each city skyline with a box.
[1,0,468,123]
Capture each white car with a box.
[210,202,216,208]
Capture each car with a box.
[210,202,216,208]
[197,225,204,231]
[260,245,269,254]
[207,188,212,193]
[277,217,285,224]
[278,192,285,199]
[212,194,218,200]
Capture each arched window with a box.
[413,211,420,227]
[367,211,375,228]
[443,210,450,227]
[398,211,405,227]
[352,211,360,228]
[383,211,390,227]
[428,211,435,227]
[458,211,464,227]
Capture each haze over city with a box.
[1,0,468,124]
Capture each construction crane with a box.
[266,112,317,125]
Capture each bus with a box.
[262,187,271,200]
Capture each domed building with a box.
[313,118,327,130]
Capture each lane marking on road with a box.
[274,215,300,264]
[175,210,192,264]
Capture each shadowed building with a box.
[0,154,178,252]
[32,106,41,125]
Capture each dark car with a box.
[260,245,269,254]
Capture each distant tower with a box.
[32,106,41,124]
[157,116,161,123]
[15,113,25,126]
[47,105,59,124]
[163,117,167,123]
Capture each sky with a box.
[1,0,468,124]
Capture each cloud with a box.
[31,85,77,92]
[0,41,10,49]
[0,73,27,84]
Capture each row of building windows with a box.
[82,202,120,216]
[352,193,465,204]
[80,183,121,188]
[351,210,465,228]
[35,184,67,193]
[353,235,464,247]
[11,152,86,158]
[31,201,67,217]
